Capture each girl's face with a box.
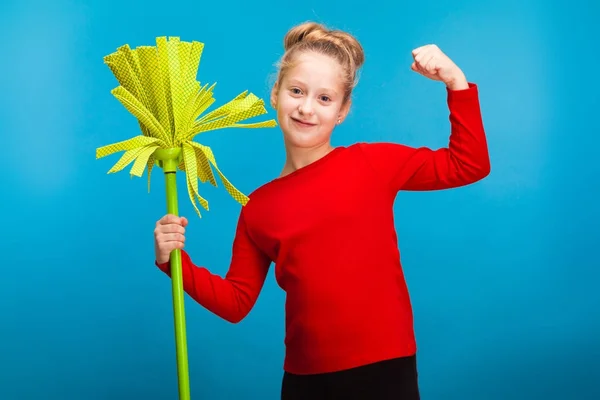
[271,52,350,150]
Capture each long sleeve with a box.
[155,209,272,323]
[359,83,491,192]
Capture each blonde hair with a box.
[274,22,365,104]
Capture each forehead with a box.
[284,52,344,90]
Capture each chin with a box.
[284,133,331,149]
[280,119,335,149]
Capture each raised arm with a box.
[359,45,490,192]
[155,210,271,324]
[360,83,490,192]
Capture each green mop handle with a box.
[156,148,191,400]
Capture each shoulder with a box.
[351,141,414,162]
[239,177,282,215]
[242,142,389,204]
[354,141,408,151]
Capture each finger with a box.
[415,55,430,74]
[155,224,185,238]
[414,48,423,62]
[162,233,185,243]
[411,44,430,58]
[157,233,186,247]
[158,241,184,254]
[413,44,434,60]
[413,62,426,76]
[158,214,178,225]
[424,56,438,74]
[418,46,437,63]
[411,46,424,58]
[411,61,427,76]
[159,214,188,229]
[165,224,186,234]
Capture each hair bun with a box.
[283,22,364,69]
[283,22,329,51]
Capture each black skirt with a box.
[281,354,420,399]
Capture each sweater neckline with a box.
[269,146,346,184]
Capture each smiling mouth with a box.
[291,117,316,127]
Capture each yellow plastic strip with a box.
[156,37,176,137]
[96,135,161,159]
[189,102,270,137]
[193,146,217,186]
[230,120,279,129]
[130,145,159,177]
[197,91,249,123]
[146,154,155,193]
[111,86,169,142]
[189,142,249,205]
[136,46,171,136]
[167,37,185,138]
[107,146,148,174]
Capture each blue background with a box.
[1,0,598,399]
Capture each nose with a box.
[298,98,315,116]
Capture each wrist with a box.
[156,255,169,265]
[445,71,469,91]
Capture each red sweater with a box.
[157,83,490,375]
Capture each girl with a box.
[154,21,490,399]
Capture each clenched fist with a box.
[154,214,188,265]
[411,44,469,90]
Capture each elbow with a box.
[476,159,491,181]
[457,160,490,186]
[452,156,491,186]
[225,314,246,324]
[202,302,250,324]
[210,284,260,324]
[469,144,491,183]
[466,163,490,185]
[221,307,251,324]
[465,152,491,184]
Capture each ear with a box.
[337,99,352,124]
[270,83,279,109]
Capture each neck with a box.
[280,142,335,178]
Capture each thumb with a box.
[181,217,188,227]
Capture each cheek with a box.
[277,96,297,114]
[320,108,340,125]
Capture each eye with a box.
[320,95,331,102]
[290,88,303,95]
